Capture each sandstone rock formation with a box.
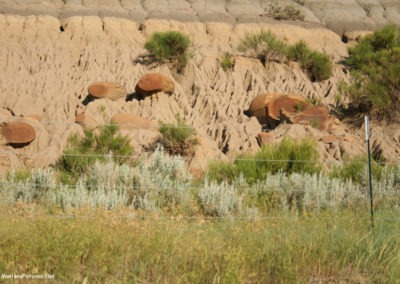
[88,82,127,101]
[0,9,398,176]
[110,113,157,130]
[75,112,98,130]
[135,73,175,98]
[257,132,274,146]
[1,0,399,37]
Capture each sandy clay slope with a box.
[0,3,399,176]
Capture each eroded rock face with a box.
[110,113,157,130]
[1,122,36,146]
[135,73,175,97]
[88,82,127,101]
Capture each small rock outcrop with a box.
[75,113,98,130]
[257,132,274,146]
[88,82,127,100]
[135,73,175,98]
[1,122,36,146]
[110,113,157,130]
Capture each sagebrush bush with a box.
[57,125,133,182]
[207,138,320,184]
[238,31,288,66]
[158,116,198,157]
[144,31,191,71]
[198,180,243,217]
[1,155,400,215]
[342,25,400,121]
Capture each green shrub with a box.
[288,40,333,81]
[238,33,333,81]
[207,138,320,184]
[144,31,191,71]
[238,31,288,66]
[219,52,235,71]
[158,116,198,157]
[57,125,133,182]
[330,156,396,184]
[342,25,400,121]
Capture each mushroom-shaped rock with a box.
[88,82,127,100]
[110,113,157,130]
[267,95,310,122]
[1,122,36,146]
[135,73,175,97]
[246,93,279,124]
[281,106,330,131]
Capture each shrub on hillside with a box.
[238,32,333,81]
[219,52,235,71]
[158,116,198,157]
[207,138,320,184]
[144,31,191,72]
[265,4,305,21]
[288,40,333,81]
[238,31,288,66]
[57,125,133,182]
[341,25,400,121]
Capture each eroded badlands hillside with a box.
[0,1,399,176]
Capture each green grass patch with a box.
[56,125,133,183]
[158,116,198,157]
[1,207,399,282]
[218,52,235,71]
[208,138,320,184]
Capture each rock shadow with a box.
[82,94,96,106]
[126,92,144,102]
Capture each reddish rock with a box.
[135,73,175,97]
[247,94,269,124]
[1,122,36,145]
[257,132,274,146]
[267,95,310,121]
[282,106,330,131]
[88,82,127,100]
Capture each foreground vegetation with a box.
[0,207,399,282]
[1,121,399,282]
